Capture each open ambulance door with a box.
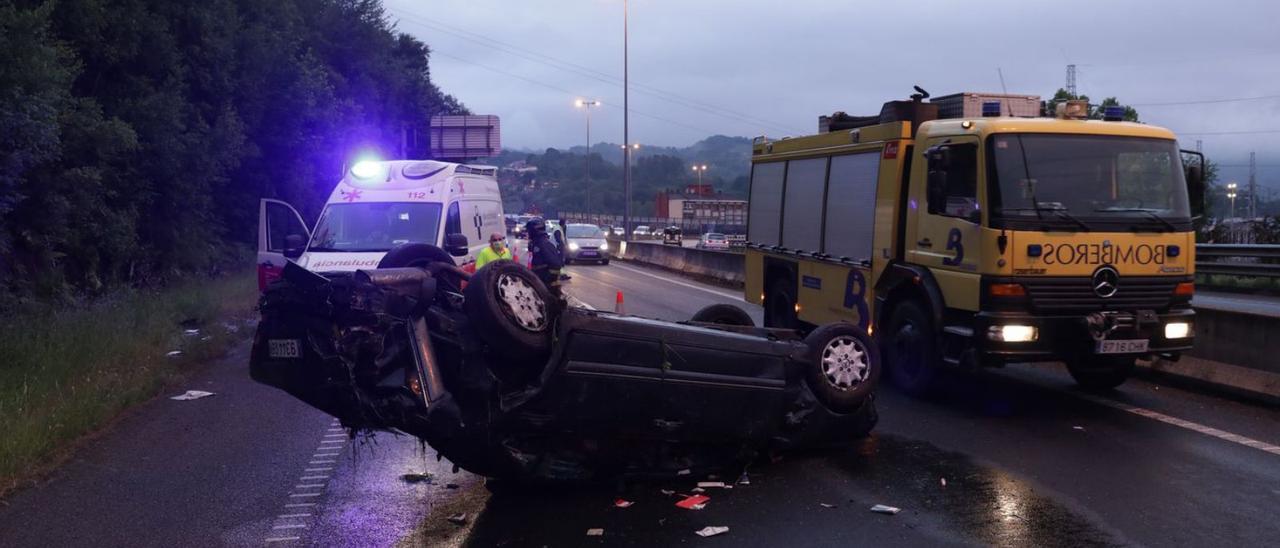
[258,199,311,291]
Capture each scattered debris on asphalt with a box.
[691,487,706,493]
[676,494,711,510]
[170,390,214,401]
[614,499,634,508]
[660,489,676,496]
[447,513,468,525]
[586,528,605,536]
[183,328,200,336]
[736,472,751,486]
[401,472,434,484]
[1073,426,1085,431]
[697,481,729,489]
[941,477,947,488]
[870,504,901,515]
[166,350,183,358]
[820,503,837,509]
[695,526,729,537]
[677,469,691,476]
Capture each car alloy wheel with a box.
[496,273,547,331]
[821,335,870,390]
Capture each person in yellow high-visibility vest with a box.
[475,232,513,270]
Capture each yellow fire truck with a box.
[744,89,1206,393]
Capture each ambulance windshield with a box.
[308,202,443,252]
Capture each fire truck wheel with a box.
[1066,356,1135,390]
[803,323,880,412]
[690,304,755,327]
[464,261,553,360]
[765,279,799,329]
[884,300,941,396]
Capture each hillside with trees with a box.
[0,0,464,302]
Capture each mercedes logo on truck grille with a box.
[1092,266,1120,298]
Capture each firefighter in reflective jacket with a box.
[526,219,564,297]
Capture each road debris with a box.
[677,469,691,476]
[614,499,634,508]
[691,487,706,493]
[736,472,750,486]
[447,513,468,525]
[170,390,214,401]
[166,350,183,358]
[1073,426,1085,431]
[401,472,434,484]
[183,328,200,336]
[870,504,901,515]
[661,489,676,496]
[941,477,947,488]
[695,526,729,537]
[697,481,729,489]
[586,528,605,536]
[676,494,711,510]
[820,503,837,509]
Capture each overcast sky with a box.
[386,0,1278,188]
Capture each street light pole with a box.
[692,164,707,186]
[622,0,631,241]
[575,99,599,215]
[1227,182,1238,218]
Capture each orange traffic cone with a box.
[615,291,625,315]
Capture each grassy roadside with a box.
[0,270,260,495]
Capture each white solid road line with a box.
[606,262,743,301]
[1076,392,1280,457]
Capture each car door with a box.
[258,199,310,291]
[905,136,983,311]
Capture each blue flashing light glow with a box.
[350,160,383,179]
[1168,245,1181,258]
[1027,244,1043,257]
[1103,106,1125,121]
[982,101,1001,117]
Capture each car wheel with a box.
[464,261,554,360]
[377,243,455,269]
[690,303,755,327]
[883,300,941,396]
[765,279,798,329]
[600,259,610,265]
[803,323,880,412]
[1066,356,1135,390]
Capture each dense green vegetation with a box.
[0,0,464,302]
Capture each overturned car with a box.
[250,245,880,480]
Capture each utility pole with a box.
[575,100,600,213]
[1066,64,1077,96]
[1249,151,1258,219]
[622,0,632,241]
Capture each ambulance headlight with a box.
[988,324,1038,343]
[568,242,580,251]
[1165,322,1191,339]
[350,160,383,179]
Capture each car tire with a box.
[803,323,880,413]
[883,300,941,396]
[690,303,755,327]
[765,279,798,329]
[1066,356,1135,390]
[601,259,610,265]
[464,261,554,360]
[377,243,456,269]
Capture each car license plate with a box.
[1096,339,1148,354]
[580,251,597,257]
[269,339,300,358]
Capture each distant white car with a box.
[696,232,730,251]
[632,225,652,238]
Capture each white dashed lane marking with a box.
[1076,392,1280,457]
[264,427,350,545]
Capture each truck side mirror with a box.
[444,233,469,257]
[1181,149,1207,217]
[284,234,306,259]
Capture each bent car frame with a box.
[250,245,880,481]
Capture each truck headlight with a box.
[568,242,580,251]
[1165,321,1191,339]
[988,324,1038,343]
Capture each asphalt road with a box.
[459,260,1280,547]
[4,258,1278,547]
[0,340,480,547]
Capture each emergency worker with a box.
[526,219,564,298]
[475,232,512,269]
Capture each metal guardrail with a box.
[1195,244,1280,278]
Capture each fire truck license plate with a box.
[269,339,300,358]
[1096,339,1148,354]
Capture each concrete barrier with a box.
[618,240,745,286]
[616,240,1280,400]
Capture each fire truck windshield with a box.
[988,134,1191,231]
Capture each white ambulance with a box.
[257,159,507,290]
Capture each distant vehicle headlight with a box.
[568,242,580,251]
